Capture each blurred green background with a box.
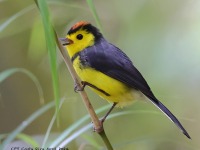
[0,0,200,149]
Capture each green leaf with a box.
[86,0,103,33]
[0,68,44,104]
[16,133,39,148]
[42,98,65,148]
[49,104,111,148]
[0,101,55,150]
[0,133,39,147]
[81,134,101,149]
[36,0,60,117]
[0,5,35,38]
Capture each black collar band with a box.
[71,52,80,63]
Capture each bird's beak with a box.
[59,38,73,46]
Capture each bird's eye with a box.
[76,34,83,40]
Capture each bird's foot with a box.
[74,81,85,92]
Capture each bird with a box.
[60,21,191,139]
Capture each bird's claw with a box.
[74,81,85,92]
[74,83,82,92]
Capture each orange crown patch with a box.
[71,21,90,30]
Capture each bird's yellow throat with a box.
[66,30,95,58]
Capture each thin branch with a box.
[56,35,113,149]
[34,1,113,149]
[56,35,102,130]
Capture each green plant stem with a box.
[0,68,44,104]
[0,101,55,150]
[35,0,60,125]
[86,0,103,33]
[99,129,113,150]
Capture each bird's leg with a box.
[74,81,90,92]
[74,81,110,96]
[93,103,117,132]
[100,102,117,123]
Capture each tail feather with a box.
[149,97,191,139]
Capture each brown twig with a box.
[56,34,113,150]
[34,1,113,148]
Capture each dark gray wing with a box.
[81,39,152,96]
[79,39,190,139]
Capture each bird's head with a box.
[60,21,102,58]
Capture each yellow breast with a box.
[73,57,142,107]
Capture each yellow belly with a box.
[73,57,141,107]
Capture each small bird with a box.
[61,21,190,139]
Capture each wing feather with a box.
[81,39,153,98]
[78,39,190,138]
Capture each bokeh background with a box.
[0,0,200,149]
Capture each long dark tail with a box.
[148,97,191,139]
